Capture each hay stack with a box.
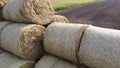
[3,0,54,25]
[0,21,10,45]
[44,15,69,27]
[44,23,88,63]
[0,48,34,68]
[0,21,10,32]
[52,15,69,23]
[0,0,9,20]
[0,22,46,60]
[34,54,78,68]
[79,26,120,68]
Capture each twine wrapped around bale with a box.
[44,23,88,63]
[34,54,78,68]
[3,0,54,25]
[51,15,69,23]
[0,22,46,60]
[79,25,120,68]
[0,0,9,20]
[0,48,35,68]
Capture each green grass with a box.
[51,0,100,11]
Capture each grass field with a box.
[51,0,99,11]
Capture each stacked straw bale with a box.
[52,15,69,23]
[0,0,9,20]
[0,21,10,45]
[34,54,78,68]
[0,21,10,32]
[79,25,120,68]
[44,23,88,63]
[0,48,35,68]
[0,22,46,60]
[3,0,54,25]
[44,15,69,27]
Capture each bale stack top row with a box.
[0,0,69,25]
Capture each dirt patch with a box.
[57,0,120,30]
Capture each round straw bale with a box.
[3,0,54,25]
[0,21,10,32]
[34,54,78,68]
[44,23,87,63]
[44,15,69,28]
[0,21,10,46]
[51,15,69,23]
[1,23,46,60]
[79,26,120,68]
[0,48,35,68]
[0,0,9,20]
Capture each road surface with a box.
[57,0,120,30]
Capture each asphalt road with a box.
[57,0,120,30]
